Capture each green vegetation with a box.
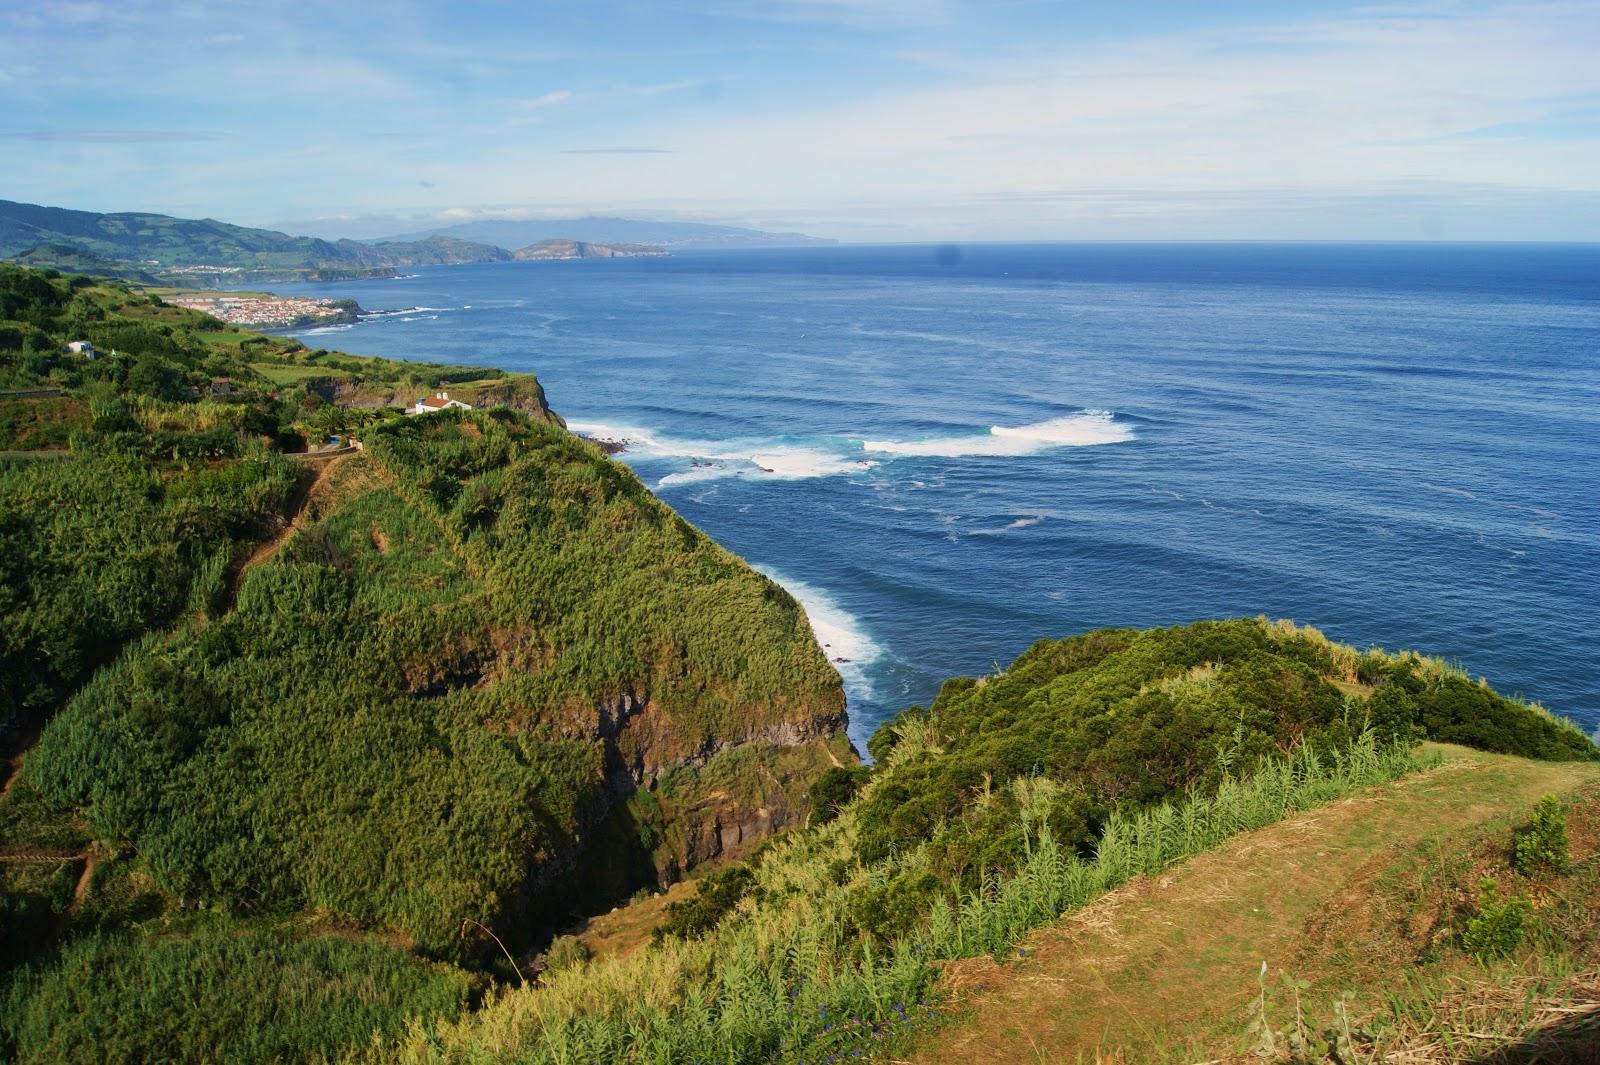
[0,263,555,739]
[0,261,845,1064]
[377,732,1424,1064]
[3,258,1596,1064]
[24,410,843,957]
[1,931,474,1065]
[1514,793,1570,874]
[809,764,873,825]
[653,864,758,942]
[852,618,1592,935]
[1462,877,1533,961]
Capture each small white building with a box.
[407,391,473,416]
[65,340,97,359]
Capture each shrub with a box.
[542,935,590,974]
[654,864,756,942]
[809,765,872,825]
[1462,878,1532,961]
[1514,795,1569,874]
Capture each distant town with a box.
[164,293,359,328]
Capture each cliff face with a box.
[544,684,849,900]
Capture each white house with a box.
[407,391,473,416]
[65,340,97,359]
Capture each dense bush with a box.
[0,930,472,1065]
[655,864,757,942]
[809,765,873,825]
[855,620,1596,886]
[0,450,296,730]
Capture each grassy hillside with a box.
[0,262,848,1063]
[350,621,1594,1065]
[0,263,554,734]
[22,411,847,954]
[854,619,1596,928]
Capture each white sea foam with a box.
[568,420,875,488]
[753,565,883,701]
[299,324,353,335]
[863,410,1133,458]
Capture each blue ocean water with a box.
[272,243,1600,749]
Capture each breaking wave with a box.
[567,421,877,488]
[863,410,1133,457]
[752,564,883,701]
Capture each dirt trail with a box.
[68,851,98,911]
[216,452,348,613]
[0,756,22,802]
[906,746,1600,1065]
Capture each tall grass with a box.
[387,731,1426,1064]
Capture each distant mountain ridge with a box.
[389,215,835,250]
[0,198,513,282]
[512,239,667,260]
[0,200,832,285]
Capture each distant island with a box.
[0,198,827,287]
[512,239,666,261]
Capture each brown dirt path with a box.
[0,726,39,802]
[905,746,1600,1065]
[215,452,348,614]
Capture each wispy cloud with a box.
[0,129,227,143]
[708,0,953,29]
[560,147,673,155]
[518,90,573,110]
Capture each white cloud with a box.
[6,0,1598,239]
[518,90,573,110]
[441,0,1597,238]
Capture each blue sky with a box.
[2,0,1597,241]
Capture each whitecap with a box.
[567,420,876,489]
[862,410,1132,458]
[752,565,883,702]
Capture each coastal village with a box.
[163,293,355,329]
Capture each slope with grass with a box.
[0,262,555,740]
[0,261,852,1064]
[360,621,1594,1065]
[907,744,1600,1064]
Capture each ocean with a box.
[271,243,1600,750]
